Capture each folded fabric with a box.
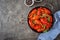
[37,11,60,40]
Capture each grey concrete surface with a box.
[0,0,60,40]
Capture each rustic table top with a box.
[0,0,60,40]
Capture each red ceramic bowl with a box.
[28,6,54,33]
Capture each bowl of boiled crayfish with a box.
[28,6,54,33]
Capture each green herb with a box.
[40,14,47,18]
[42,25,46,29]
[33,14,37,17]
[32,20,36,24]
[43,30,48,32]
[47,17,50,22]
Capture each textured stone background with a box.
[0,0,60,40]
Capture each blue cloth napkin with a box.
[37,11,60,40]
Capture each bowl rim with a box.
[34,0,43,2]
